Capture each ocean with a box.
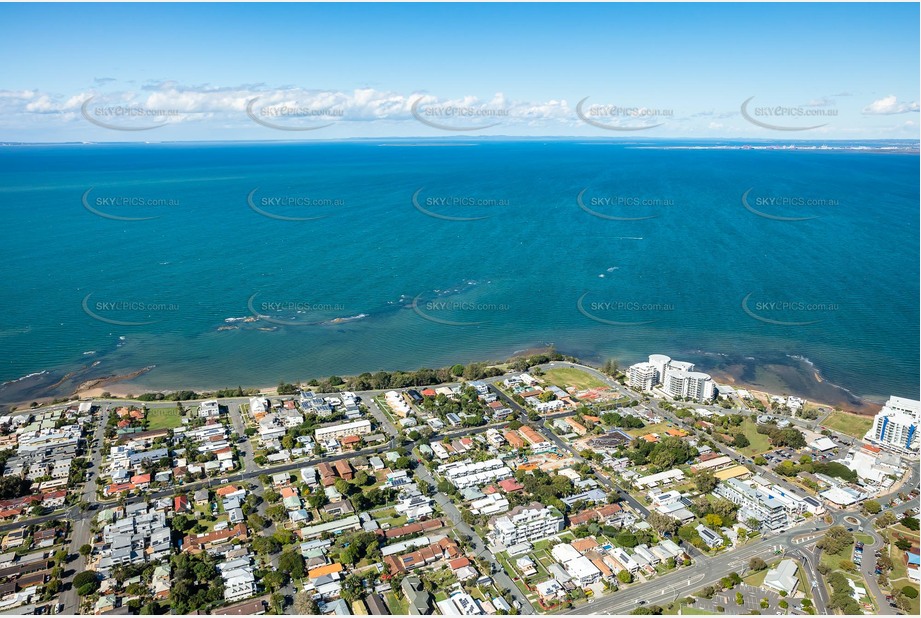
[0,140,917,408]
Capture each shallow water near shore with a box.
[1,140,918,409]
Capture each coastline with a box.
[1,350,884,418]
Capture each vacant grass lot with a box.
[626,421,676,438]
[821,410,874,439]
[541,367,608,391]
[146,407,183,430]
[733,418,774,456]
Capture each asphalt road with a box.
[8,375,919,616]
[412,462,537,615]
[58,402,113,615]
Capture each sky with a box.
[0,2,918,141]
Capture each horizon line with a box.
[4,136,920,146]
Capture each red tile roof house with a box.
[216,485,244,498]
[174,496,191,513]
[498,478,525,493]
[504,431,525,449]
[333,459,354,481]
[41,491,67,509]
[104,482,136,497]
[182,523,249,553]
[340,435,362,450]
[383,537,460,573]
[131,474,152,489]
[569,504,622,526]
[33,528,59,548]
[448,557,471,571]
[317,462,337,486]
[0,496,42,511]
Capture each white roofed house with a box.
[695,524,723,548]
[249,397,269,418]
[199,399,221,418]
[763,559,800,596]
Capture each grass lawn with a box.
[794,563,813,600]
[626,421,676,438]
[888,540,910,583]
[855,533,874,545]
[744,569,767,587]
[385,592,408,615]
[890,524,920,542]
[380,514,407,528]
[146,406,183,430]
[541,367,608,391]
[820,543,854,572]
[888,577,920,615]
[734,418,774,455]
[821,411,874,439]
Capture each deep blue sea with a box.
[0,140,918,407]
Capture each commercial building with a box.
[714,478,788,531]
[314,419,372,442]
[634,469,685,489]
[489,502,564,547]
[763,559,800,596]
[437,458,513,490]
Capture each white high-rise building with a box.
[865,396,921,454]
[664,369,715,402]
[648,355,672,383]
[628,362,658,391]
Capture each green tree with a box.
[876,511,897,528]
[695,472,718,493]
[262,570,288,591]
[704,513,723,528]
[74,570,99,590]
[279,551,306,579]
[172,514,193,533]
[617,570,633,584]
[749,557,767,571]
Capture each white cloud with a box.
[862,95,919,115]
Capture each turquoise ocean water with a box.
[0,140,917,406]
